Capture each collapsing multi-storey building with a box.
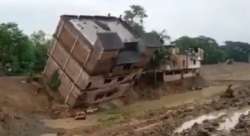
[43,15,159,107]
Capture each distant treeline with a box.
[174,36,250,64]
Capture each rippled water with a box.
[175,112,226,133]
[175,107,250,133]
[218,108,250,131]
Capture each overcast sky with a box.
[0,0,249,44]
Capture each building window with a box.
[95,93,105,101]
[133,75,137,80]
[118,77,124,82]
[173,60,176,67]
[123,64,132,70]
[193,60,196,65]
[106,90,118,97]
[104,79,112,84]
[182,60,186,67]
[86,82,92,89]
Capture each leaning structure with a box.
[43,15,159,107]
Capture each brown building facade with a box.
[44,15,157,107]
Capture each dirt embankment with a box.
[84,77,250,136]
[0,76,62,136]
[110,83,250,136]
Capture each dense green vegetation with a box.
[48,70,61,91]
[0,23,50,75]
[222,41,250,62]
[30,30,51,72]
[173,36,250,64]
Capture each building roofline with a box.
[60,15,79,20]
[61,14,138,40]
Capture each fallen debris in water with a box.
[218,108,250,131]
[175,112,225,133]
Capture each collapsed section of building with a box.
[43,15,159,107]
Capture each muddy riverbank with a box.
[95,82,250,136]
[131,83,250,136]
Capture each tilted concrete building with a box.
[44,15,159,107]
[159,46,204,82]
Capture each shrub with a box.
[48,70,61,91]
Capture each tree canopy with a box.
[123,5,147,37]
[0,23,51,75]
[222,41,250,62]
[0,23,35,74]
[173,36,226,64]
[30,30,51,72]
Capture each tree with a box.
[123,5,148,37]
[123,5,171,85]
[149,47,169,86]
[222,41,250,62]
[30,30,51,72]
[0,23,35,74]
[150,47,168,69]
[123,5,171,44]
[124,5,148,25]
[174,36,226,64]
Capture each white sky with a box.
[0,0,250,44]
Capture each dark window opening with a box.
[95,93,105,101]
[173,61,176,67]
[123,64,132,70]
[104,79,112,84]
[118,77,124,82]
[79,94,86,100]
[182,60,186,67]
[165,71,171,75]
[194,47,198,52]
[193,60,196,65]
[133,75,137,80]
[106,90,118,97]
[86,82,92,89]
